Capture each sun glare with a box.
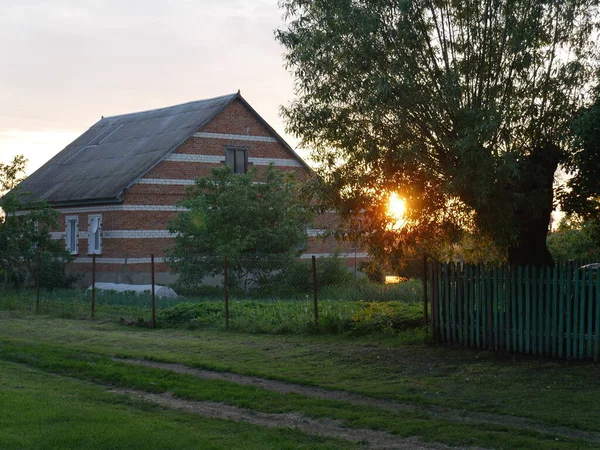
[386,192,406,230]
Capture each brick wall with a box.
[51,98,351,275]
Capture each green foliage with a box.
[157,299,423,336]
[277,0,600,266]
[348,301,423,336]
[0,156,75,289]
[359,260,385,284]
[0,154,27,195]
[547,217,600,261]
[275,254,353,293]
[562,84,600,219]
[168,166,314,290]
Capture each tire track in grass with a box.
[110,388,460,450]
[116,358,600,445]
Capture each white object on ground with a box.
[88,282,178,298]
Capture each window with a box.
[225,147,248,174]
[65,216,79,254]
[88,214,102,255]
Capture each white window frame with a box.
[88,214,103,255]
[65,216,79,254]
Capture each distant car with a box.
[580,263,600,270]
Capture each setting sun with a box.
[386,192,406,230]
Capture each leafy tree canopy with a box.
[547,215,600,261]
[168,166,314,289]
[0,155,75,288]
[561,85,600,220]
[277,0,600,266]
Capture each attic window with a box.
[225,147,248,174]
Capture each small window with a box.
[226,147,248,174]
[88,214,102,255]
[65,216,79,254]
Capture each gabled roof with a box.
[15,92,310,206]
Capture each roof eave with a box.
[47,196,124,208]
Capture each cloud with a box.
[0,0,303,173]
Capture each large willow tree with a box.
[277,0,600,266]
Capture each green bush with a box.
[156,298,423,336]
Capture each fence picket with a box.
[482,265,488,348]
[518,266,524,353]
[475,264,481,348]
[545,266,551,357]
[558,263,565,359]
[458,264,464,345]
[451,263,457,343]
[532,266,538,355]
[493,266,499,351]
[498,266,505,350]
[538,267,544,355]
[437,261,443,342]
[595,269,600,362]
[463,265,468,347]
[566,262,572,360]
[552,264,558,358]
[579,266,586,360]
[573,266,580,358]
[469,264,474,347]
[506,266,512,353]
[485,269,494,348]
[525,265,531,354]
[444,264,452,343]
[588,268,594,358]
[511,267,517,352]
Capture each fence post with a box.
[423,254,429,327]
[91,254,96,318]
[36,249,41,313]
[224,257,229,330]
[151,253,156,329]
[312,255,318,327]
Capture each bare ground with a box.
[116,357,600,445]
[110,387,460,450]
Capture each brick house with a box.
[16,92,366,284]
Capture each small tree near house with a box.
[0,155,75,289]
[168,165,314,291]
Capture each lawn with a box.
[0,360,353,449]
[1,311,600,448]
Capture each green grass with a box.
[0,337,590,449]
[0,360,355,450]
[1,314,600,448]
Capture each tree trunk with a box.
[507,210,554,266]
[506,144,561,267]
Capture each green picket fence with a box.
[430,261,600,361]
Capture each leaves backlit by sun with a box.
[386,192,406,230]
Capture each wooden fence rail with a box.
[430,261,600,361]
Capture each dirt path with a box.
[116,358,600,444]
[110,388,459,449]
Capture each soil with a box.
[116,357,600,445]
[109,387,457,449]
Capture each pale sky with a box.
[0,0,302,175]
